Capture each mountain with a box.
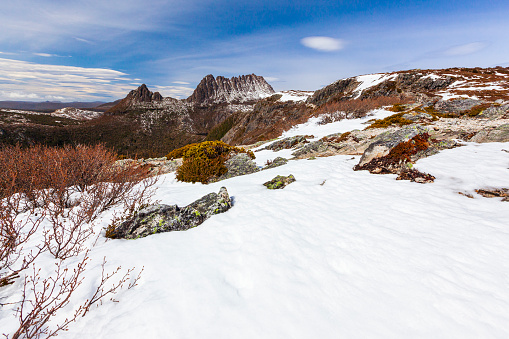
[187,74,275,104]
[0,101,107,112]
[107,84,164,114]
[1,67,508,157]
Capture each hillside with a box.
[1,104,508,338]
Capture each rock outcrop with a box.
[187,74,275,105]
[470,123,509,143]
[210,153,260,182]
[110,187,232,239]
[357,125,430,167]
[263,175,296,189]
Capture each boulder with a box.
[261,135,312,151]
[470,124,509,143]
[357,125,430,167]
[401,112,433,122]
[476,104,509,119]
[263,157,288,170]
[111,187,232,239]
[435,98,482,113]
[210,153,259,182]
[263,175,296,189]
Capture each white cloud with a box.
[264,77,279,82]
[444,42,487,56]
[300,36,345,52]
[0,57,138,101]
[33,52,71,58]
[172,81,191,85]
[153,85,194,98]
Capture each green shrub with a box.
[168,141,255,184]
[366,113,413,129]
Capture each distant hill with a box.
[0,101,107,112]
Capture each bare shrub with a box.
[10,256,89,339]
[0,144,157,260]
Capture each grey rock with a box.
[263,175,296,189]
[210,153,259,182]
[357,125,430,167]
[401,112,433,121]
[263,157,288,170]
[470,124,509,143]
[112,187,232,239]
[262,135,311,151]
[476,104,509,119]
[435,98,481,113]
[292,140,327,157]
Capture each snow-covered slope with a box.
[1,110,509,338]
[51,107,103,120]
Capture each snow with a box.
[276,90,313,102]
[280,108,394,140]
[2,113,509,338]
[354,73,397,98]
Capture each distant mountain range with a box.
[1,67,508,157]
[0,101,108,112]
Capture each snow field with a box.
[1,110,509,338]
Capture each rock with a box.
[261,135,312,151]
[401,112,433,122]
[470,124,509,143]
[357,125,430,167]
[187,74,275,105]
[210,153,260,182]
[476,104,509,119]
[435,98,482,113]
[263,157,288,170]
[111,187,232,239]
[475,188,509,202]
[396,168,435,183]
[263,175,296,189]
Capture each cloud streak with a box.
[0,58,137,101]
[301,36,345,52]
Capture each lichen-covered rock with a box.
[357,125,430,167]
[263,157,288,170]
[261,135,312,151]
[470,124,509,143]
[263,175,296,189]
[435,98,482,113]
[111,187,232,239]
[476,104,509,119]
[402,112,433,122]
[209,153,259,182]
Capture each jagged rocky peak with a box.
[187,74,275,104]
[107,84,164,113]
[127,84,163,102]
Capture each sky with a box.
[0,0,508,102]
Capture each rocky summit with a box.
[187,74,275,105]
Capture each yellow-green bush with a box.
[167,141,255,183]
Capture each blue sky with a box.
[0,0,508,102]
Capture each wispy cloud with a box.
[300,36,345,52]
[33,53,71,58]
[172,81,191,85]
[0,57,138,101]
[443,42,487,56]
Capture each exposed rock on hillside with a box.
[470,124,509,143]
[188,74,275,105]
[357,125,430,167]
